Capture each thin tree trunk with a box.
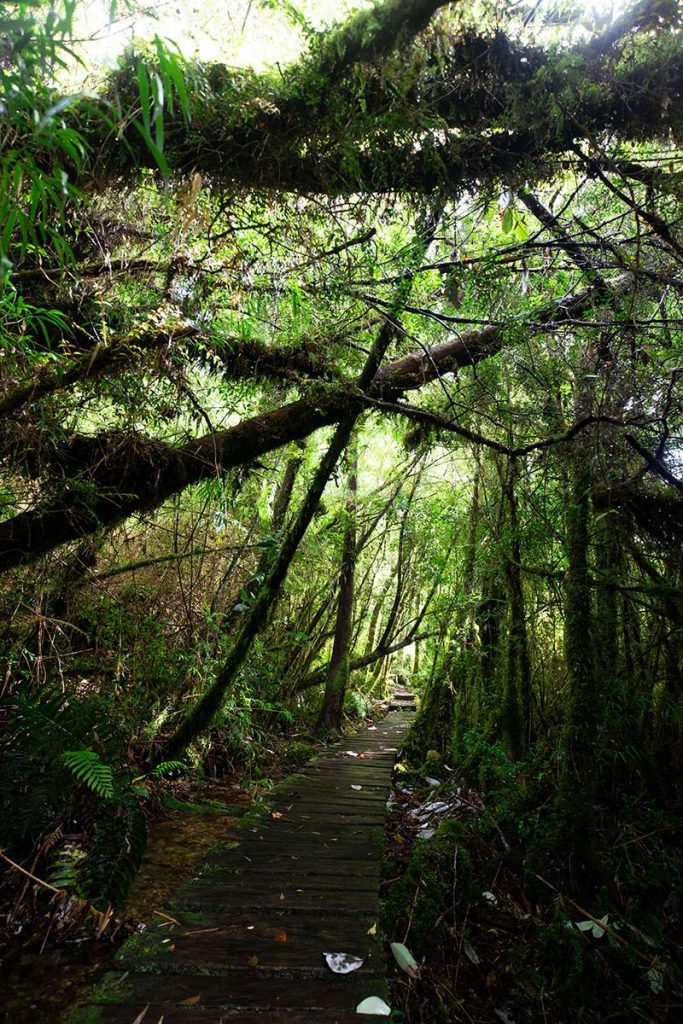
[161,416,357,759]
[500,457,532,758]
[317,445,358,731]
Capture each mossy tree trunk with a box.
[160,415,358,760]
[557,455,597,863]
[499,457,532,759]
[317,444,358,733]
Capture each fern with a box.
[60,749,115,800]
[84,801,148,906]
[150,760,187,778]
[2,683,121,759]
[47,842,87,891]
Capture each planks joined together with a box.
[73,700,415,1024]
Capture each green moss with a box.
[381,820,477,960]
[88,972,133,1005]
[279,740,317,767]
[62,1007,104,1024]
[160,793,244,816]
[115,925,173,971]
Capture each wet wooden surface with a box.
[75,697,415,1024]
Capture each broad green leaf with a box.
[390,941,420,978]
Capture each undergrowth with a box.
[381,746,683,1023]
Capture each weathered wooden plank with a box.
[84,971,390,1010]
[133,916,382,971]
[187,871,379,892]
[93,1007,378,1024]
[169,887,379,913]
[203,854,380,877]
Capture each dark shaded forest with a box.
[0,1,682,1020]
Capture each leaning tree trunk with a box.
[160,416,357,760]
[317,445,358,732]
[158,208,442,759]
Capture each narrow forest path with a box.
[73,692,416,1024]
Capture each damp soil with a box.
[0,786,246,1024]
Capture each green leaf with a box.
[390,941,420,978]
[136,61,151,132]
[60,749,115,800]
[501,208,514,234]
[133,121,169,178]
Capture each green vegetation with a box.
[0,0,681,1019]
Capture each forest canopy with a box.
[1,0,682,1018]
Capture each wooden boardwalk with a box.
[74,696,415,1024]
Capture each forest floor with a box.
[380,769,682,1023]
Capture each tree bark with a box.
[317,444,358,732]
[0,274,630,576]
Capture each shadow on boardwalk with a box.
[70,697,416,1024]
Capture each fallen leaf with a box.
[274,930,288,943]
[95,903,113,940]
[356,995,391,1015]
[494,1007,514,1024]
[178,994,201,1006]
[351,785,362,791]
[279,892,285,900]
[390,941,420,978]
[482,891,498,905]
[323,951,364,974]
[248,955,258,966]
[271,811,283,819]
[463,938,480,965]
[367,922,377,936]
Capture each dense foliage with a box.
[0,0,681,1019]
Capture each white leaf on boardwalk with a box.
[323,951,364,973]
[356,995,391,1015]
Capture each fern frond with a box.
[60,750,115,800]
[150,760,187,778]
[2,683,122,759]
[47,842,87,890]
[85,802,148,906]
